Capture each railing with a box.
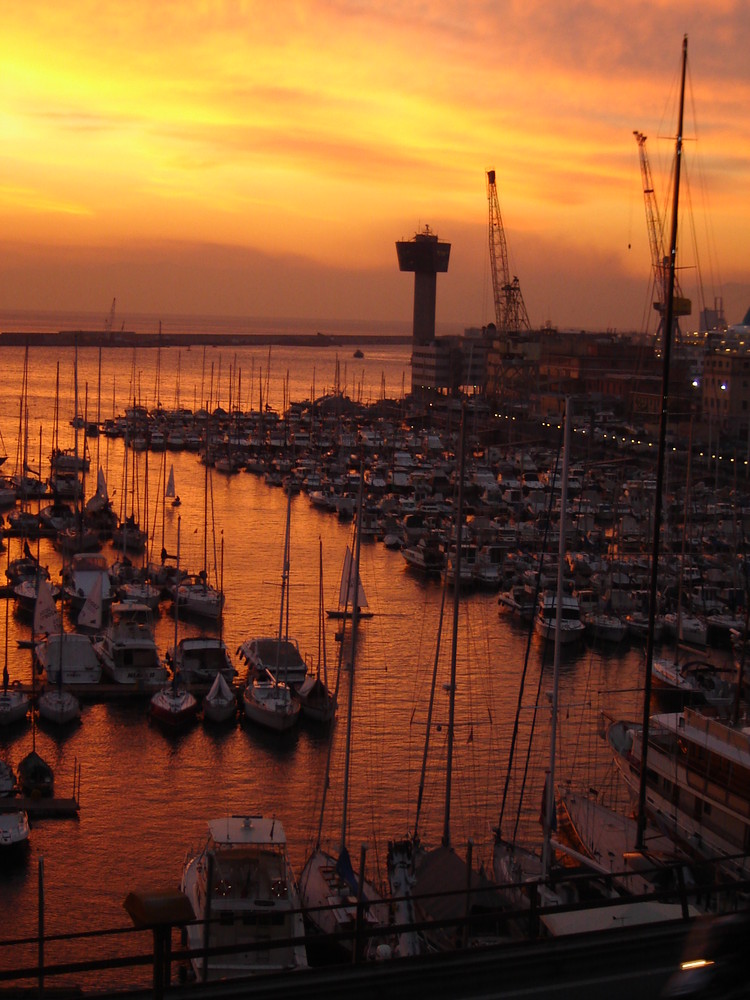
[1,861,748,999]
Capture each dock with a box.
[0,796,79,818]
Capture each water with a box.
[0,314,647,987]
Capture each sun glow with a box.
[1,3,749,326]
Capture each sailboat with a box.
[241,493,301,732]
[150,518,198,730]
[0,665,29,727]
[299,475,389,960]
[495,397,695,934]
[390,404,504,954]
[18,606,54,796]
[201,670,237,724]
[32,529,84,725]
[35,578,82,726]
[493,403,578,911]
[294,540,336,724]
[558,37,716,903]
[0,545,30,727]
[174,447,224,621]
[326,545,373,620]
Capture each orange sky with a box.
[2,2,749,331]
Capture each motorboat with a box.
[94,602,168,689]
[168,636,236,687]
[180,815,308,981]
[472,543,505,589]
[0,810,30,854]
[536,592,586,645]
[63,552,112,613]
[237,636,307,690]
[443,542,477,588]
[497,584,536,623]
[582,611,627,644]
[401,534,445,576]
[651,656,735,711]
[35,632,102,686]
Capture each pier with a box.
[0,795,79,818]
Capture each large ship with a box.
[608,707,750,880]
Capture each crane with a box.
[633,131,691,340]
[486,169,531,334]
[104,297,117,334]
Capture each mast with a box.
[173,517,181,658]
[442,403,467,849]
[275,491,292,689]
[637,34,688,850]
[339,469,364,853]
[542,396,571,876]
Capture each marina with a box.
[0,328,746,991]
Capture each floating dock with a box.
[0,796,79,818]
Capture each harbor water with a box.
[0,317,649,986]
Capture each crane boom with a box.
[487,170,531,333]
[633,132,691,323]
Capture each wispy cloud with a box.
[1,1,748,326]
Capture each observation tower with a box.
[396,226,451,350]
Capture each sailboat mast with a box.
[637,34,688,850]
[339,470,364,852]
[542,396,571,875]
[173,517,181,653]
[275,492,292,684]
[442,403,467,849]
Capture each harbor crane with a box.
[633,131,691,341]
[486,169,531,334]
[104,297,117,334]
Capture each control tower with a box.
[396,225,451,349]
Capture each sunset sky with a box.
[2,2,749,333]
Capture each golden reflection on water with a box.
[0,344,646,984]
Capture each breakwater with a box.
[0,330,412,348]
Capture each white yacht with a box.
[63,552,112,613]
[94,602,168,688]
[536,593,586,645]
[35,632,102,686]
[608,707,750,881]
[167,636,236,687]
[181,815,307,981]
